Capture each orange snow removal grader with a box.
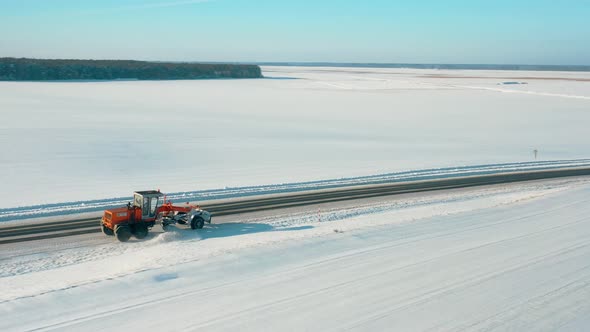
[100,190,212,242]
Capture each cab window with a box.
[150,197,158,215]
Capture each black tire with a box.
[134,224,148,239]
[101,224,114,236]
[191,216,205,230]
[115,225,132,242]
[160,215,170,231]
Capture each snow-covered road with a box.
[2,179,590,331]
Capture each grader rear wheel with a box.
[134,225,149,239]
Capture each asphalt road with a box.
[1,166,590,245]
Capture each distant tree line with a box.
[0,58,263,81]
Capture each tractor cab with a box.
[133,190,164,221]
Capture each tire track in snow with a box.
[183,215,590,331]
[453,264,590,331]
[340,235,590,331]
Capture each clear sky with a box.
[1,0,589,65]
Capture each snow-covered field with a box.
[2,178,590,331]
[1,66,589,209]
[2,66,590,329]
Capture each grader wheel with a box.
[191,216,205,230]
[101,224,114,236]
[115,225,132,242]
[134,224,149,239]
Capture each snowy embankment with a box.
[1,159,590,222]
[1,178,589,331]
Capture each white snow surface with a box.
[1,66,590,209]
[2,179,590,331]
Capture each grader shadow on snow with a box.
[197,223,314,240]
[104,221,314,243]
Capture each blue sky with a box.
[1,0,589,64]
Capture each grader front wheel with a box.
[191,217,205,230]
[101,224,114,236]
[115,225,132,242]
